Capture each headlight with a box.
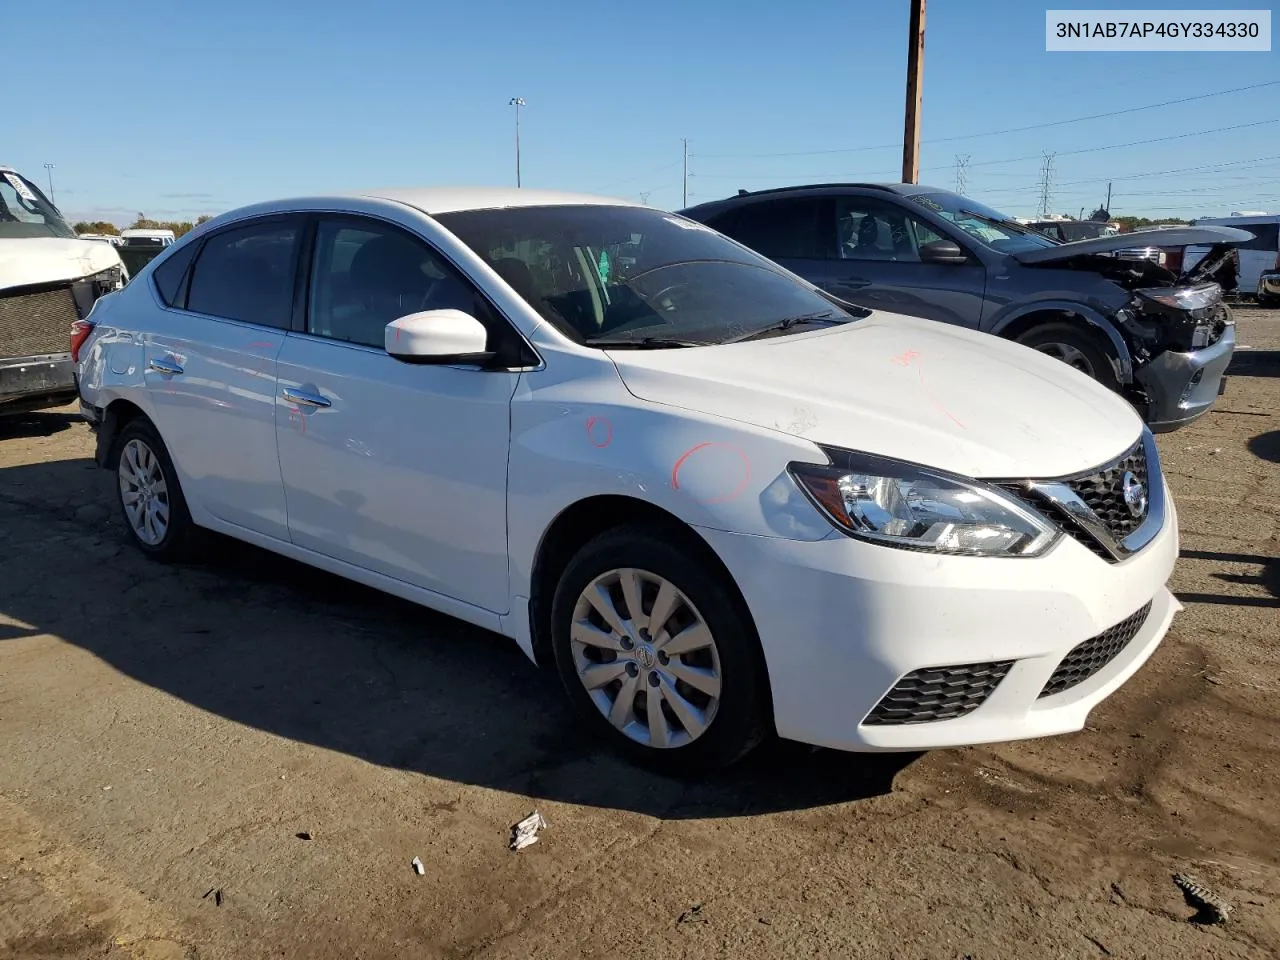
[1134,283,1220,312]
[788,448,1060,558]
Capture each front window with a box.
[0,171,75,240]
[435,205,860,346]
[908,192,1057,254]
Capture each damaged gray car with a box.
[680,184,1250,432]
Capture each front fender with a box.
[505,358,837,600]
[989,299,1134,384]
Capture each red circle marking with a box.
[671,442,751,504]
[585,416,613,448]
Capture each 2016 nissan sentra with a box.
[74,188,1180,773]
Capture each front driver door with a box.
[274,215,518,613]
[808,197,988,329]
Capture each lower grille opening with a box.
[863,660,1014,726]
[0,284,80,357]
[1039,601,1153,699]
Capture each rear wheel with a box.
[114,418,200,561]
[1016,322,1120,391]
[550,526,768,774]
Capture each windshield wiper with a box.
[723,311,844,344]
[584,335,704,349]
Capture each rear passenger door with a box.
[143,216,301,541]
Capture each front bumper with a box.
[1136,320,1235,433]
[0,353,77,416]
[696,483,1179,752]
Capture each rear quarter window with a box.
[152,242,199,308]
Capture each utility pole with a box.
[953,154,970,196]
[1105,181,1112,212]
[1037,151,1056,218]
[43,162,56,204]
[901,0,927,183]
[682,138,688,207]
[508,98,526,187]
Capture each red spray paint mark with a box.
[917,363,967,430]
[671,442,752,505]
[890,349,920,367]
[585,416,613,448]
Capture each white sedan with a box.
[74,187,1180,773]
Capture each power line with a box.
[696,80,1279,160]
[954,118,1280,170]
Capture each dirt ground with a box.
[2,309,1277,960]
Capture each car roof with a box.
[680,182,952,216]
[341,186,639,215]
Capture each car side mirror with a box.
[385,310,494,366]
[919,240,967,265]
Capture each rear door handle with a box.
[148,357,184,376]
[282,387,332,408]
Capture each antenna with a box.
[954,154,971,195]
[1037,151,1056,218]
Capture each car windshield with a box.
[908,192,1057,254]
[0,171,76,240]
[435,205,862,346]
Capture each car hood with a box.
[0,237,125,291]
[607,313,1143,480]
[1014,225,1254,264]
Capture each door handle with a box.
[282,387,332,408]
[148,357,184,376]
[835,278,871,289]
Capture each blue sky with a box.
[8,0,1277,224]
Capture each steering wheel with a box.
[649,281,691,311]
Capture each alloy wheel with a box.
[118,438,171,546]
[1033,341,1096,376]
[569,567,722,749]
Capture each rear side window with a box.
[152,242,198,307]
[1241,223,1279,251]
[186,220,301,327]
[709,198,830,260]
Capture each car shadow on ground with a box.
[1248,429,1280,464]
[0,411,78,440]
[1177,547,1279,609]
[0,456,916,819]
[1228,348,1280,378]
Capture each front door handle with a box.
[282,387,332,408]
[148,357,184,376]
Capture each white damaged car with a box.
[1,165,125,416]
[76,188,1179,773]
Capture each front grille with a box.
[1064,439,1148,542]
[0,285,79,357]
[1039,601,1152,699]
[863,660,1014,725]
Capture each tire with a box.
[549,525,769,775]
[1016,322,1120,391]
[113,417,200,561]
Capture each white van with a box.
[1184,213,1280,299]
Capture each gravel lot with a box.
[2,309,1277,960]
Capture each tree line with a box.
[72,213,214,237]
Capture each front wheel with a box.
[550,526,769,774]
[1016,322,1120,391]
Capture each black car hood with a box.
[1013,225,1254,264]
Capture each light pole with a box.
[508,97,526,187]
[43,163,56,204]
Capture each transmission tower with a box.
[954,154,971,196]
[638,191,651,205]
[1037,152,1056,218]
